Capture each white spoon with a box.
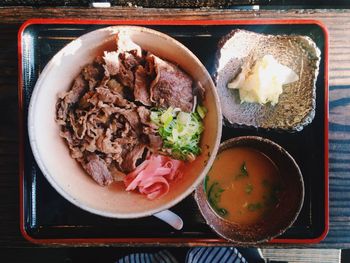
[153,210,183,230]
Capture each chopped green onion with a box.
[235,161,249,180]
[177,111,191,125]
[151,106,206,161]
[160,107,174,126]
[207,181,228,217]
[196,105,207,119]
[240,162,248,176]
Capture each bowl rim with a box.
[27,25,222,219]
[195,135,305,244]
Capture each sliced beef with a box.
[117,62,134,89]
[141,125,162,151]
[116,108,142,135]
[114,136,138,145]
[62,74,87,104]
[56,74,88,124]
[120,52,140,70]
[83,155,113,186]
[107,79,125,95]
[145,52,156,78]
[82,59,104,89]
[193,81,205,103]
[134,65,151,106]
[68,110,88,139]
[84,136,97,152]
[96,87,118,104]
[147,134,163,151]
[119,121,133,138]
[78,91,95,109]
[103,42,142,90]
[137,106,156,128]
[86,116,103,138]
[96,128,123,155]
[109,164,126,181]
[95,91,131,108]
[148,55,193,112]
[59,129,78,146]
[120,144,148,173]
[116,50,143,90]
[60,130,84,158]
[56,100,69,125]
[56,34,200,188]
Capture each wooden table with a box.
[0,7,349,248]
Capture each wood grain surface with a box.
[0,0,254,8]
[0,7,350,248]
[0,0,348,8]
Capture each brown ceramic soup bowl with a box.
[195,136,304,244]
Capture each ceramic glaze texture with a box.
[215,29,321,131]
[28,26,222,218]
[195,136,304,244]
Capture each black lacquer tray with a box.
[19,19,328,245]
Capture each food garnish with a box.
[228,54,299,105]
[235,161,249,180]
[124,154,184,200]
[206,177,228,217]
[150,105,206,161]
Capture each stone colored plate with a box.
[215,29,321,132]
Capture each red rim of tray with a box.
[18,18,329,245]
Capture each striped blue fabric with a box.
[117,250,177,263]
[189,247,246,263]
[116,247,247,263]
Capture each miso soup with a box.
[205,147,282,225]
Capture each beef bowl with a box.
[28,26,222,218]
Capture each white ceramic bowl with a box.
[28,26,222,218]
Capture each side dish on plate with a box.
[56,33,206,200]
[227,54,299,105]
[215,29,321,131]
